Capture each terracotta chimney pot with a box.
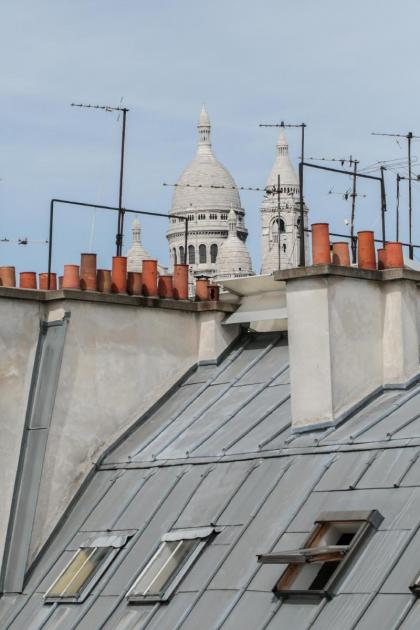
[208,284,220,301]
[97,269,112,293]
[377,248,387,270]
[127,271,143,295]
[384,242,404,269]
[312,223,331,265]
[173,264,189,299]
[0,266,16,287]
[62,265,80,289]
[39,273,57,290]
[195,277,209,301]
[20,272,37,289]
[357,231,376,270]
[142,260,158,297]
[158,275,173,298]
[332,242,350,267]
[111,256,127,293]
[80,253,97,291]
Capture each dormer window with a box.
[44,533,129,603]
[127,527,215,603]
[258,510,383,600]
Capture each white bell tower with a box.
[260,128,309,273]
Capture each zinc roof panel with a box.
[357,447,418,489]
[177,590,237,630]
[175,461,253,529]
[227,398,291,454]
[158,384,258,459]
[210,456,330,590]
[220,591,280,630]
[265,599,322,628]
[382,529,420,593]
[212,334,281,385]
[192,385,289,457]
[400,599,420,630]
[104,383,202,464]
[355,593,413,629]
[310,594,372,630]
[134,384,228,461]
[234,340,288,386]
[339,530,410,593]
[315,451,374,491]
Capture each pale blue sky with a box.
[1,0,420,274]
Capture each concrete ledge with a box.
[274,264,420,283]
[0,287,236,313]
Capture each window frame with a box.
[127,527,215,604]
[258,510,383,601]
[43,534,129,604]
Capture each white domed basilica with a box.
[166,107,309,284]
[166,106,253,281]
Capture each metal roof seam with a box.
[150,340,284,460]
[212,456,336,630]
[226,394,290,452]
[188,365,289,455]
[129,336,253,460]
[167,460,295,630]
[66,467,197,629]
[346,518,420,629]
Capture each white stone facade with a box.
[260,129,309,273]
[167,106,252,281]
[215,208,254,281]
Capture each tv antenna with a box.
[371,131,420,257]
[71,99,129,256]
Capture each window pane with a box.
[46,547,111,598]
[133,540,198,597]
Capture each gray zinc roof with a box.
[2,331,420,629]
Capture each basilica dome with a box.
[171,106,241,213]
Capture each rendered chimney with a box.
[284,267,419,432]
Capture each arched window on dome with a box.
[188,245,195,264]
[199,244,207,264]
[173,248,177,265]
[210,244,218,263]
[179,246,185,264]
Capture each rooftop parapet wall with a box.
[274,266,420,432]
[0,289,238,591]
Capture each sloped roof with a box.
[2,332,420,629]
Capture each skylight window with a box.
[127,527,215,603]
[44,534,129,603]
[258,510,383,600]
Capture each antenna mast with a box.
[71,101,130,256]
